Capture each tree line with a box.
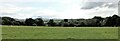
[1,14,120,27]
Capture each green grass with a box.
[2,26,118,39]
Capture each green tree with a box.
[2,17,15,25]
[25,18,35,26]
[47,19,56,26]
[92,16,104,26]
[35,18,44,26]
[116,18,120,26]
[111,14,120,26]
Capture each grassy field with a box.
[2,26,118,39]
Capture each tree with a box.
[92,16,104,21]
[69,22,75,27]
[19,21,25,25]
[2,17,15,25]
[60,19,69,27]
[0,17,1,25]
[92,16,104,26]
[83,19,98,26]
[80,22,85,27]
[12,21,20,25]
[63,22,69,27]
[102,15,120,26]
[25,18,35,26]
[101,17,112,26]
[64,19,68,22]
[116,18,120,26]
[47,19,56,26]
[35,18,44,26]
[111,14,120,26]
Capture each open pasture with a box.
[2,26,118,39]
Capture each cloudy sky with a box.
[0,0,119,19]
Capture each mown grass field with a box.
[2,26,118,39]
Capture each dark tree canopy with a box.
[64,19,68,22]
[92,16,104,21]
[35,18,45,26]
[1,15,120,27]
[47,19,56,26]
[2,17,15,25]
[25,18,35,26]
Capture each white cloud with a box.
[0,0,85,3]
[87,6,118,18]
[0,3,35,13]
[32,9,59,19]
[0,0,119,19]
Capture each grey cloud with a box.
[80,2,117,9]
[81,2,104,9]
[85,0,119,2]
[107,4,118,8]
